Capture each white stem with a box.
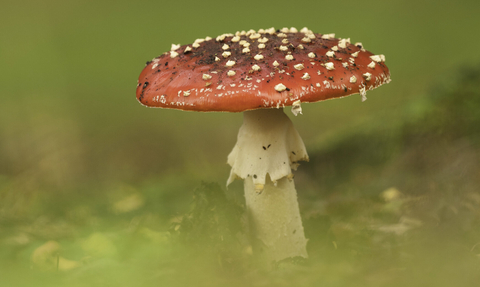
[244,176,308,263]
[227,108,309,263]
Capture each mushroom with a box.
[136,27,391,264]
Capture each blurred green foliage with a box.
[1,0,480,286]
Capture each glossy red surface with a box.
[136,29,390,112]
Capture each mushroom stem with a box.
[244,176,308,264]
[227,108,309,263]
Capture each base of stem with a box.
[244,176,308,264]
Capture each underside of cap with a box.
[137,27,391,112]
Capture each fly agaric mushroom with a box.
[136,27,391,263]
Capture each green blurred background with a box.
[1,0,480,286]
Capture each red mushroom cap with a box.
[136,27,391,112]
